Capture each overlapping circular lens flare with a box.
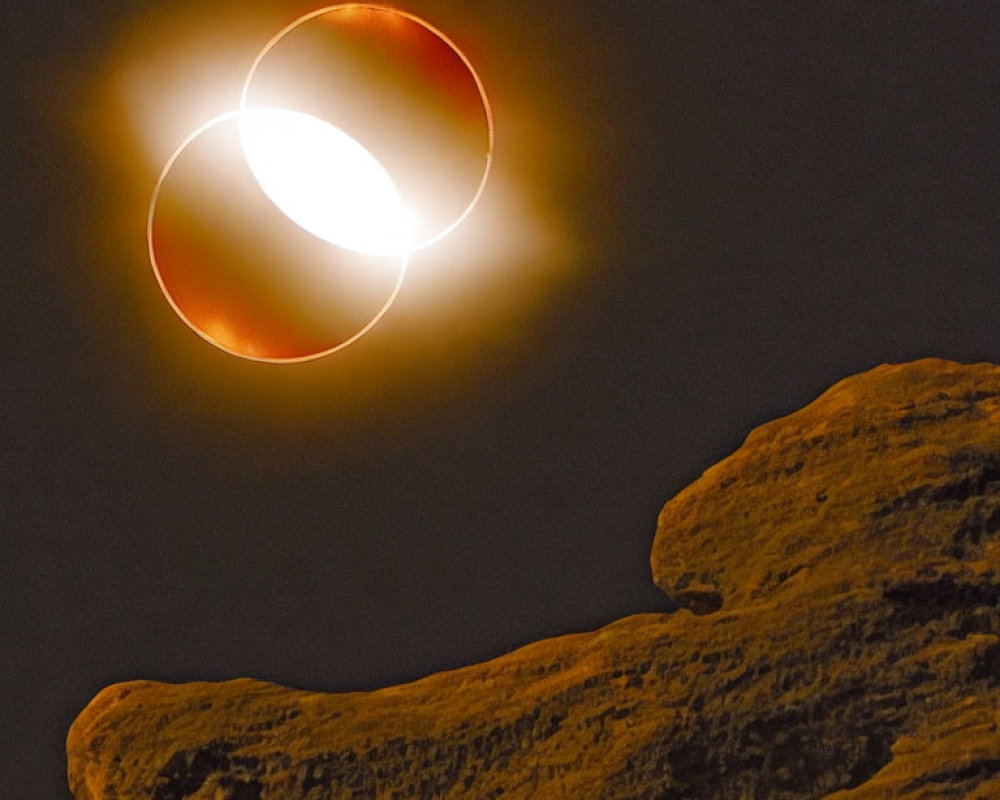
[148,110,409,362]
[241,4,494,250]
[147,4,493,362]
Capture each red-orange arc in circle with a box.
[239,3,495,251]
[147,110,410,364]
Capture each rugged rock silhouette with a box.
[68,359,1000,799]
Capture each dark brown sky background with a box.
[4,2,998,798]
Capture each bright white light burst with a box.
[238,108,413,257]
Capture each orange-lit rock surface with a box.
[68,359,1000,799]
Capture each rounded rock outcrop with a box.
[653,358,1000,615]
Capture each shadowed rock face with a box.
[68,359,1000,800]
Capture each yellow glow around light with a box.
[238,107,413,257]
[102,1,577,377]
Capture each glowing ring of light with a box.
[148,5,491,362]
[147,110,409,364]
[240,3,494,252]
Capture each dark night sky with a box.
[3,1,998,797]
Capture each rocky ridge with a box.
[68,359,1000,799]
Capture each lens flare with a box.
[145,4,494,362]
[241,3,493,250]
[148,110,408,363]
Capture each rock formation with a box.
[68,359,1000,799]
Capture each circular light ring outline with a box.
[147,109,410,364]
[240,3,494,253]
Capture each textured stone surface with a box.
[68,359,1000,799]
